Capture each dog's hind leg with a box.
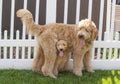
[41,39,57,78]
[32,46,44,74]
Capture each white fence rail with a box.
[0,0,120,70]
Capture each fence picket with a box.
[98,0,104,41]
[110,0,116,41]
[64,0,68,24]
[0,0,2,59]
[10,47,13,59]
[108,48,112,60]
[3,30,7,59]
[75,0,81,24]
[0,0,2,39]
[105,0,111,40]
[16,30,20,59]
[22,0,28,40]
[114,32,119,60]
[22,47,25,59]
[33,47,37,59]
[23,0,27,9]
[10,0,15,40]
[28,47,31,59]
[9,0,15,59]
[32,0,40,59]
[21,0,28,59]
[0,47,2,59]
[114,48,118,60]
[115,32,119,41]
[103,48,107,60]
[97,0,105,59]
[46,0,57,24]
[28,35,32,59]
[97,48,101,59]
[92,48,95,60]
[35,0,40,24]
[88,0,93,20]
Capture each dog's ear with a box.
[91,22,98,40]
[54,39,58,44]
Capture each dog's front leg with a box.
[83,50,94,72]
[73,50,84,76]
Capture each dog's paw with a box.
[32,67,40,72]
[41,66,48,76]
[53,69,58,76]
[41,66,57,79]
[73,70,83,76]
[87,69,95,73]
[50,74,57,79]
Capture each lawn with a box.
[0,70,120,84]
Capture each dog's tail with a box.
[16,9,43,36]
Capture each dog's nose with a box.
[79,34,84,38]
[60,49,63,51]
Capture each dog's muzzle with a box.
[60,49,63,51]
[78,34,84,39]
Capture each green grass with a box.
[0,70,120,84]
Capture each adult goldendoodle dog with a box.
[54,40,69,76]
[16,9,98,78]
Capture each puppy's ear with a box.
[91,22,98,40]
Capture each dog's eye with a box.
[63,43,66,46]
[85,29,89,32]
[79,28,82,30]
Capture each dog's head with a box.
[77,19,98,45]
[56,40,68,57]
[16,9,33,21]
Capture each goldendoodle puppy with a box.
[54,40,69,76]
[16,9,98,78]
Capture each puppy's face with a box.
[77,19,98,45]
[57,40,68,52]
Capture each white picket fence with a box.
[0,0,120,70]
